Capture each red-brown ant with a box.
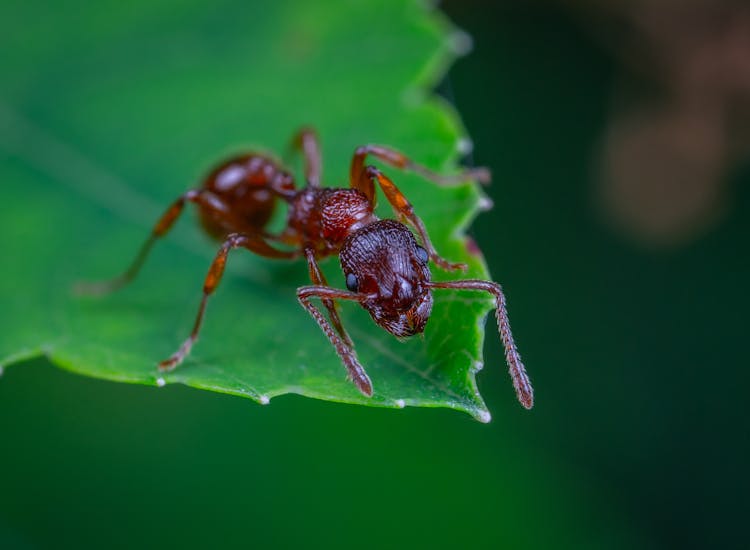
[78,128,533,409]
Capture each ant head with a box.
[340,220,433,338]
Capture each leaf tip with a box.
[155,377,166,388]
[448,28,473,56]
[258,394,271,405]
[477,195,494,211]
[456,136,473,156]
[394,399,406,409]
[476,410,492,423]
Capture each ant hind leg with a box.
[74,189,203,296]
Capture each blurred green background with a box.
[1,1,748,548]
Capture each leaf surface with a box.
[0,0,499,421]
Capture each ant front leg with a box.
[350,144,490,195]
[358,165,466,272]
[297,285,373,396]
[427,279,533,409]
[75,189,210,296]
[304,248,353,347]
[290,127,322,188]
[159,232,297,371]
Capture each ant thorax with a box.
[339,219,434,337]
[285,187,376,254]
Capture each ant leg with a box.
[350,144,490,191]
[360,166,467,272]
[297,285,372,396]
[426,279,533,409]
[75,189,206,296]
[290,127,322,187]
[304,248,354,347]
[159,233,297,371]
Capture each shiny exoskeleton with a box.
[79,128,533,409]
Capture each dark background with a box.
[443,1,750,548]
[1,1,748,548]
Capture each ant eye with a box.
[416,245,429,264]
[346,273,359,292]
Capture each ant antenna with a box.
[427,280,533,409]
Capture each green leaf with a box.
[0,0,500,421]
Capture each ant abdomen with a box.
[199,153,295,238]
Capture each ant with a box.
[78,128,534,409]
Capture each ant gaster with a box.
[79,128,533,409]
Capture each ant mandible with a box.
[79,128,534,409]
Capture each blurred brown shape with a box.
[570,0,750,247]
